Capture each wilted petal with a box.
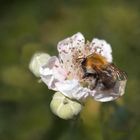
[90,38,112,62]
[55,80,90,100]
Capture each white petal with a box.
[41,75,57,90]
[91,80,127,102]
[40,67,53,76]
[55,80,90,100]
[90,38,112,62]
[57,33,85,74]
[57,32,85,53]
[40,56,67,90]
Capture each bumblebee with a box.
[80,53,127,90]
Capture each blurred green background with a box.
[0,0,140,140]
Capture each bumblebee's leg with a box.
[82,73,97,79]
[94,74,99,88]
[82,73,89,79]
[89,73,99,90]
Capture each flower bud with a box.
[29,53,50,77]
[50,92,82,119]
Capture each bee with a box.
[79,53,127,91]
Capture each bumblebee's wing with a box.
[109,64,127,81]
[92,64,127,102]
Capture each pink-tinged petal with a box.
[41,75,58,90]
[52,66,67,82]
[57,32,85,55]
[40,56,67,90]
[90,38,112,62]
[90,80,127,102]
[57,33,85,78]
[40,65,58,90]
[55,80,90,100]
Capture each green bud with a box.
[29,53,50,77]
[50,92,82,119]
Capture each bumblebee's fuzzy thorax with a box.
[81,53,108,74]
[85,53,108,66]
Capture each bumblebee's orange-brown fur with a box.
[85,53,108,70]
